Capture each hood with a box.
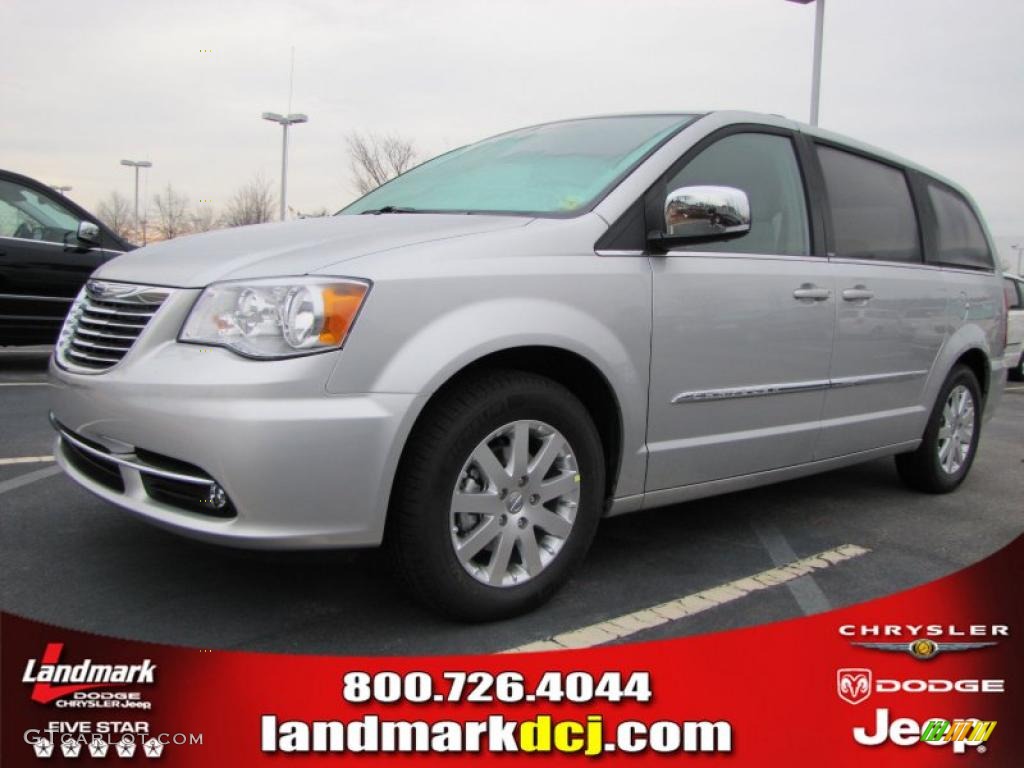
[94,214,533,287]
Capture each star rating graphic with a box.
[143,737,165,758]
[60,739,83,758]
[88,736,110,758]
[33,737,54,758]
[115,737,137,758]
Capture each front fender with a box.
[328,292,651,500]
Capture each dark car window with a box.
[816,145,920,263]
[1005,278,1023,310]
[0,179,80,244]
[665,132,810,256]
[927,182,993,270]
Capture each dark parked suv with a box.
[0,170,133,346]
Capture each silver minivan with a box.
[49,112,1007,620]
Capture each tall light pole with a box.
[51,185,72,196]
[120,159,152,244]
[261,112,308,221]
[787,0,826,126]
[1012,244,1023,276]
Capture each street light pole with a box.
[1012,244,1023,276]
[787,0,826,126]
[120,159,152,244]
[262,112,308,221]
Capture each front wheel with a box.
[387,369,605,621]
[895,365,982,493]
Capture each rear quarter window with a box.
[926,182,994,270]
[1005,278,1023,310]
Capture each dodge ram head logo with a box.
[838,668,873,705]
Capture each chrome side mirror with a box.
[663,185,751,240]
[77,220,101,245]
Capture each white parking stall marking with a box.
[501,544,870,653]
[1005,385,1024,393]
[0,466,62,496]
[753,520,832,615]
[0,381,53,387]
[0,456,55,466]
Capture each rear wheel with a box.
[895,365,982,493]
[387,369,605,621]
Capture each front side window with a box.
[664,132,810,256]
[0,179,80,244]
[927,182,993,270]
[817,145,920,263]
[341,115,695,216]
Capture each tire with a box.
[895,365,982,494]
[386,369,605,621]
[1009,353,1024,382]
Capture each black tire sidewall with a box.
[395,374,604,620]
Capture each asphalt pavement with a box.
[1,347,1022,655]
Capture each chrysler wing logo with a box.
[852,638,997,660]
[837,668,872,705]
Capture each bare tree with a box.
[190,205,220,233]
[152,184,191,240]
[224,174,276,227]
[96,191,133,240]
[346,132,418,195]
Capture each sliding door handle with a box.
[793,284,832,301]
[842,286,875,301]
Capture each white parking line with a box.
[502,543,870,653]
[0,456,55,466]
[0,381,53,387]
[0,466,62,496]
[1005,385,1024,392]
[753,520,831,615]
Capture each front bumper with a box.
[49,343,420,549]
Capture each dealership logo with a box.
[22,643,156,704]
[837,669,872,705]
[836,668,1004,705]
[853,708,996,754]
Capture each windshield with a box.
[340,114,696,217]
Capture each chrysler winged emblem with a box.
[837,668,872,705]
[852,638,997,660]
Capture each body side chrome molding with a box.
[672,370,929,404]
[671,379,829,403]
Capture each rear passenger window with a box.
[927,183,993,270]
[816,145,920,263]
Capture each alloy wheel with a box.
[449,420,580,587]
[937,384,976,475]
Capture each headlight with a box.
[179,277,370,359]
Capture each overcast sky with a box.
[2,0,1021,262]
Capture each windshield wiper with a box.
[360,205,419,214]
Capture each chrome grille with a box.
[56,280,172,373]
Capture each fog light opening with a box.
[206,483,228,510]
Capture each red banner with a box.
[3,535,1021,765]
